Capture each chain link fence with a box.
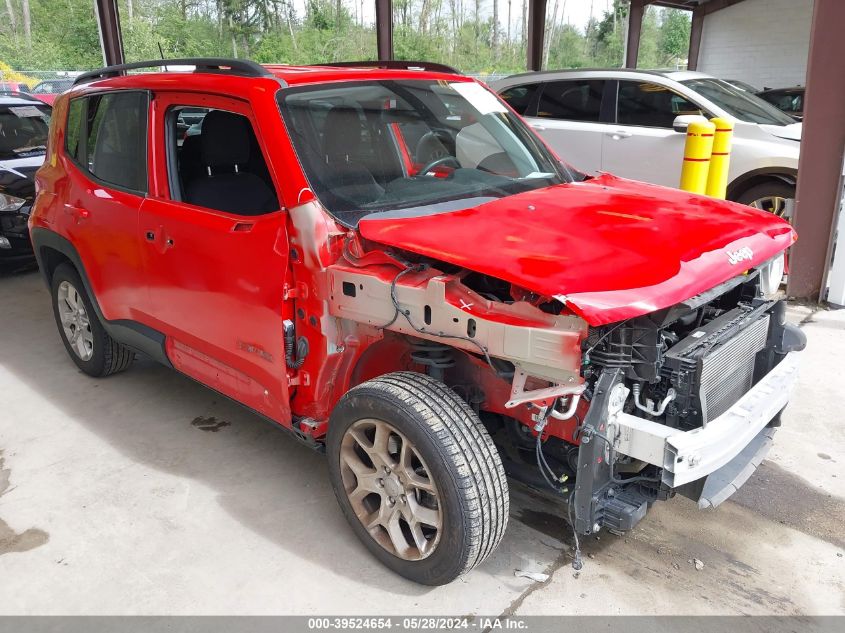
[0,70,87,93]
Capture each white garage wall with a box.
[697,0,812,90]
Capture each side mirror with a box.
[672,114,708,133]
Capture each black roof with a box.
[0,92,47,105]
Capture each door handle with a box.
[607,130,633,140]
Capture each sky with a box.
[292,0,613,31]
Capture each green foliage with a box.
[0,0,690,75]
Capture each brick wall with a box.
[697,0,812,90]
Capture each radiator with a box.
[698,314,770,423]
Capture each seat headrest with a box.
[323,106,365,161]
[200,110,251,167]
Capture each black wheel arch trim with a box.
[727,167,797,201]
[31,226,172,367]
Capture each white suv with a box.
[493,69,802,217]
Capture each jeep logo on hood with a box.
[727,246,754,265]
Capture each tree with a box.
[0,0,695,78]
[22,0,32,49]
[659,8,691,66]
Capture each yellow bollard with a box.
[679,119,715,195]
[705,117,734,199]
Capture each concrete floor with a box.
[1,268,843,615]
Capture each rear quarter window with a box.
[65,98,83,161]
[499,84,538,116]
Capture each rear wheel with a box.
[51,263,134,377]
[735,181,795,222]
[327,372,509,585]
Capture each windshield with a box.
[0,104,51,160]
[681,78,795,126]
[279,79,573,227]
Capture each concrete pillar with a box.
[786,0,845,301]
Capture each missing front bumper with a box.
[612,351,799,489]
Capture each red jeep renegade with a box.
[31,58,804,585]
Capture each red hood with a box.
[358,174,795,326]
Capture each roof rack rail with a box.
[73,58,275,86]
[318,60,462,75]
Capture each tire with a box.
[327,371,509,585]
[734,181,795,222]
[51,263,134,377]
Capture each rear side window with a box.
[616,81,703,128]
[537,80,605,122]
[64,91,148,194]
[65,99,83,161]
[499,84,538,115]
[85,92,148,192]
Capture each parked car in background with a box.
[0,81,30,93]
[494,69,802,220]
[30,78,74,105]
[757,86,804,120]
[0,93,51,265]
[724,79,759,93]
[32,58,802,585]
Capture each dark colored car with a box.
[758,86,805,120]
[0,94,51,264]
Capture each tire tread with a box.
[345,371,509,579]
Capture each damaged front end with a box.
[327,234,805,551]
[570,273,805,538]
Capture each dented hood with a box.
[357,174,795,326]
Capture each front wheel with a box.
[327,372,509,585]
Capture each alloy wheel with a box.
[57,280,94,361]
[339,418,443,561]
[749,195,792,221]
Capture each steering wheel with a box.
[417,155,461,176]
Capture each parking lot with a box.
[1,268,842,615]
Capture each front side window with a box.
[616,81,704,128]
[0,103,51,160]
[166,105,278,216]
[680,78,795,125]
[279,80,572,227]
[537,80,605,122]
[85,91,148,192]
